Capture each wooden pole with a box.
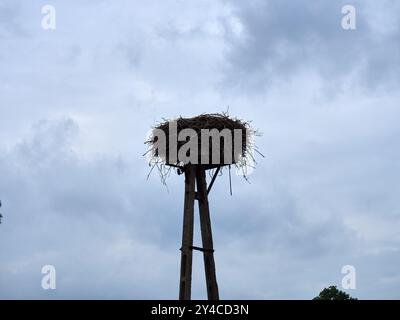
[196,165,220,300]
[179,164,196,300]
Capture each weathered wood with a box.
[190,245,214,253]
[207,166,221,195]
[196,166,220,300]
[179,165,196,300]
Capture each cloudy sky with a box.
[1,0,400,299]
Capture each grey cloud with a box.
[224,0,400,91]
[0,1,25,38]
[1,0,400,300]
[0,118,182,298]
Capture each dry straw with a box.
[144,112,262,184]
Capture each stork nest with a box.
[145,113,261,183]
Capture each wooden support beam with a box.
[179,164,196,300]
[190,245,214,253]
[196,165,220,300]
[207,166,221,195]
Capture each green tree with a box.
[313,286,357,300]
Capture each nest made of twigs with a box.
[145,113,258,170]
